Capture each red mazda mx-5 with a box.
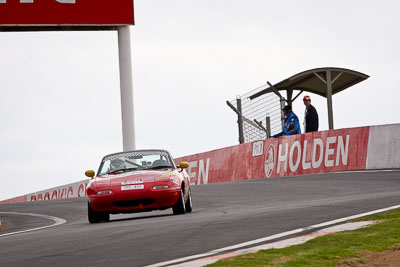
[85,149,193,223]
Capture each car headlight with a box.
[97,190,113,195]
[170,177,180,186]
[153,185,169,190]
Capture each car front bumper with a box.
[88,187,181,213]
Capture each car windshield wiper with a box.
[107,169,125,174]
[148,165,173,170]
[107,167,140,175]
[123,167,142,172]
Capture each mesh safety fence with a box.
[230,84,282,143]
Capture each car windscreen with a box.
[98,150,174,175]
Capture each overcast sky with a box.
[1,0,399,201]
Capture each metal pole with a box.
[236,97,244,144]
[287,89,293,106]
[280,97,286,129]
[266,115,271,138]
[266,81,286,131]
[118,26,136,151]
[326,70,334,130]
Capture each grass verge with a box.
[207,208,400,266]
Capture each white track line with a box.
[335,169,400,174]
[0,212,67,237]
[146,204,400,267]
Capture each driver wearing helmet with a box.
[109,158,126,171]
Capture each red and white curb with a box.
[171,221,375,267]
[0,212,66,238]
[146,204,400,267]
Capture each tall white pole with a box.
[118,26,136,151]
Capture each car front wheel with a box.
[172,188,186,215]
[88,202,110,223]
[185,188,193,213]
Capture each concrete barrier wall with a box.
[366,124,400,169]
[0,195,28,204]
[1,123,399,204]
[26,180,88,202]
[0,180,88,204]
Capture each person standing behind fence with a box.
[303,95,319,133]
[272,105,301,138]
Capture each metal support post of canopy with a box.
[326,70,334,129]
[314,70,336,129]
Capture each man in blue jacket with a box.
[273,105,301,138]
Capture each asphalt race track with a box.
[0,170,399,267]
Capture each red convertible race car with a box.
[85,149,193,223]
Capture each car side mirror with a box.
[179,162,189,170]
[85,170,95,179]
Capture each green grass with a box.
[208,208,400,267]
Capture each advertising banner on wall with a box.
[26,180,88,202]
[0,180,88,204]
[175,127,370,185]
[0,0,134,27]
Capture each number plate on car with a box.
[121,185,144,191]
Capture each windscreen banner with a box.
[0,0,134,26]
[175,127,370,185]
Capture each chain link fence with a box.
[227,84,283,143]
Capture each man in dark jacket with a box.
[303,95,319,133]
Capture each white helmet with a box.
[110,158,125,170]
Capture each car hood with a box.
[95,170,174,187]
